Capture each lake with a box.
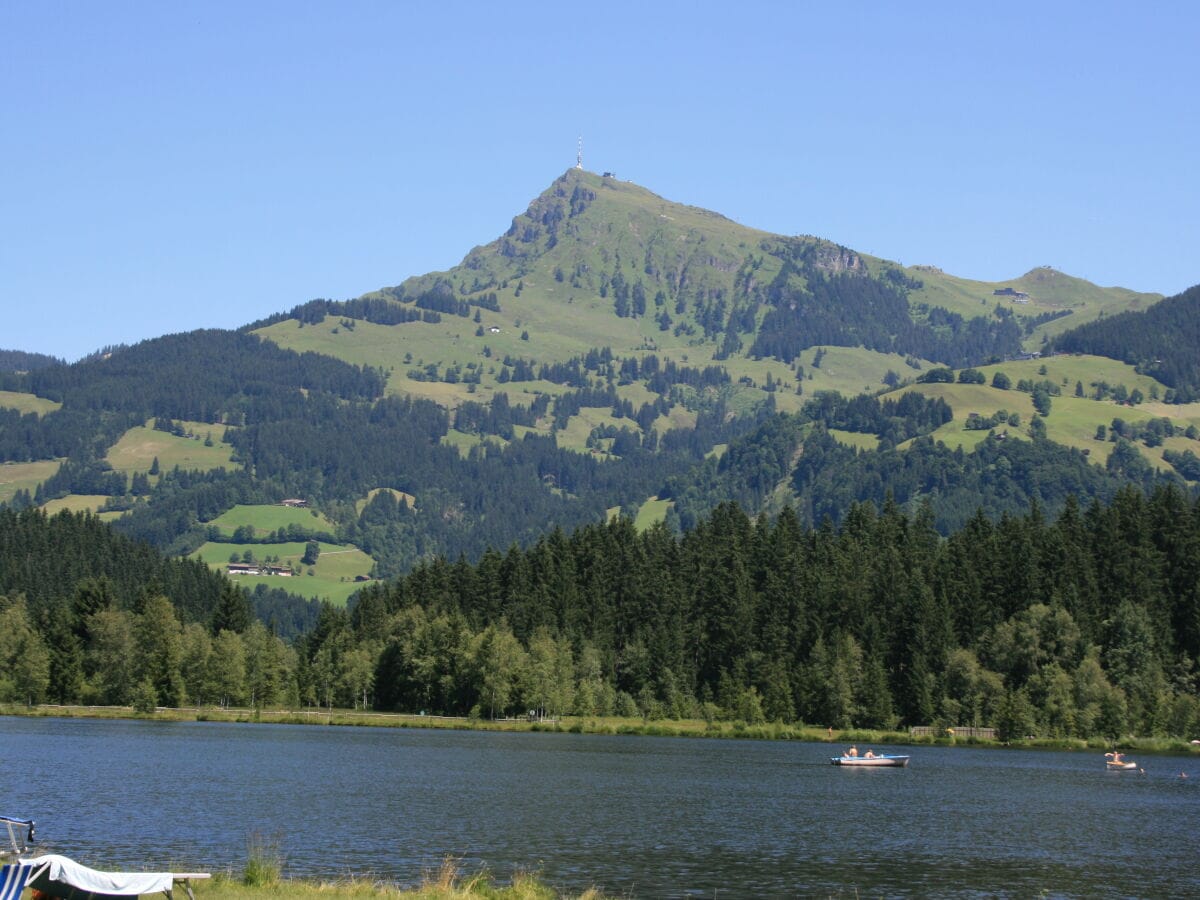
[1,717,1196,897]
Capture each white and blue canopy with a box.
[3,854,206,899]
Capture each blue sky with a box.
[3,1,1196,361]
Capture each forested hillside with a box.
[3,330,1197,612]
[0,170,1192,623]
[0,507,315,638]
[0,349,62,372]
[0,170,1197,743]
[1052,284,1200,401]
[342,487,1200,739]
[0,507,228,623]
[6,490,1199,744]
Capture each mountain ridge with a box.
[256,168,1159,418]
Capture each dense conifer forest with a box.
[5,490,1199,743]
[663,397,1178,535]
[0,508,316,640]
[0,349,63,372]
[0,329,767,578]
[1052,284,1200,401]
[749,266,1024,367]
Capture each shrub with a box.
[131,679,158,715]
[243,832,282,887]
[917,367,954,384]
[958,368,986,384]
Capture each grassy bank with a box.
[5,703,1198,756]
[1,702,887,743]
[187,859,603,899]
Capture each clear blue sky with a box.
[3,1,1196,361]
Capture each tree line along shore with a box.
[3,485,1200,744]
[5,703,1200,758]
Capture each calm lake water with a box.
[1,717,1196,897]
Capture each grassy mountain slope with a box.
[0,390,61,416]
[0,460,61,506]
[905,265,1158,346]
[1051,283,1200,400]
[257,170,1159,423]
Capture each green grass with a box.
[356,488,417,514]
[192,541,375,606]
[803,346,924,398]
[706,443,728,460]
[14,701,1200,751]
[904,265,1160,348]
[976,355,1166,400]
[257,316,594,422]
[654,405,698,435]
[0,853,597,899]
[207,504,337,538]
[10,701,1200,783]
[0,389,61,416]
[633,496,672,531]
[442,428,505,459]
[255,315,599,409]
[1140,400,1200,429]
[613,381,658,409]
[41,494,110,515]
[191,872,589,899]
[895,382,1036,451]
[895,368,1200,476]
[106,421,235,477]
[1039,396,1141,460]
[0,459,60,505]
[556,407,634,454]
[828,429,879,451]
[133,862,597,899]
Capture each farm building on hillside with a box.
[993,287,1030,302]
[227,563,293,577]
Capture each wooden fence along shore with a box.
[910,726,997,740]
[11,706,1200,759]
[22,704,473,723]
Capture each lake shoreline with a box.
[7,715,1199,896]
[4,702,1198,756]
[9,862,603,899]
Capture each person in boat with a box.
[846,745,858,757]
[864,749,876,759]
[1107,750,1124,764]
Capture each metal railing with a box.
[0,816,34,858]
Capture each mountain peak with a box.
[253,168,1166,427]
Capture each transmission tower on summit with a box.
[576,137,583,170]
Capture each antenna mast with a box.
[576,136,583,170]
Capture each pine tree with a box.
[136,594,185,707]
[210,584,253,635]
